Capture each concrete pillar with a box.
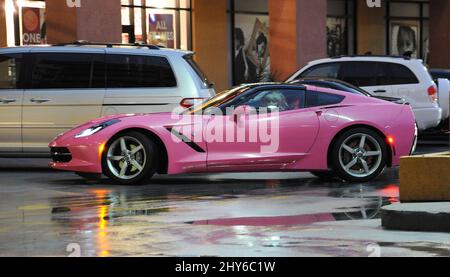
[45,0,77,44]
[429,0,450,69]
[76,0,121,43]
[269,0,327,81]
[428,0,450,143]
[46,0,121,44]
[0,0,6,47]
[356,0,385,55]
[191,0,229,92]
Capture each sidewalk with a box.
[381,203,450,232]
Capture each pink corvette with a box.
[49,83,417,185]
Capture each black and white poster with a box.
[234,15,270,85]
[391,21,419,58]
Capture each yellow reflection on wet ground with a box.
[98,205,109,257]
[94,190,110,257]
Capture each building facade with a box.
[1,0,449,91]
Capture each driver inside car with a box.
[260,91,289,112]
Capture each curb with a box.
[381,203,450,233]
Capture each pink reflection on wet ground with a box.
[191,213,336,227]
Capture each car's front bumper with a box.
[49,140,105,174]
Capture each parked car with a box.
[429,69,450,126]
[286,55,448,131]
[429,69,450,80]
[0,42,215,157]
[290,78,406,104]
[49,83,417,185]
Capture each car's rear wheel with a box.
[102,131,158,185]
[331,128,387,183]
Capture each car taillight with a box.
[427,85,438,103]
[180,98,205,109]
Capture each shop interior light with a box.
[149,0,168,9]
[5,0,16,46]
[16,0,24,8]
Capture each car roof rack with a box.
[54,40,161,50]
[330,54,411,60]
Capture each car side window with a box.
[299,63,341,79]
[31,53,105,89]
[383,63,419,85]
[222,89,306,113]
[339,61,384,87]
[106,54,177,88]
[0,54,23,89]
[305,90,345,108]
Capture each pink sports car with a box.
[49,83,417,185]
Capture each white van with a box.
[0,42,215,156]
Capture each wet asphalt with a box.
[0,143,448,257]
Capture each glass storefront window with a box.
[121,0,191,49]
[327,0,355,57]
[387,1,429,59]
[422,20,429,63]
[423,4,429,18]
[390,2,420,18]
[234,0,268,14]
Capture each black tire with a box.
[102,131,158,185]
[310,171,337,180]
[330,128,388,183]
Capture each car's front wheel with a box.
[102,131,158,185]
[330,128,388,183]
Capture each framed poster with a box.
[148,14,174,48]
[22,7,45,45]
[390,21,420,58]
[234,15,270,85]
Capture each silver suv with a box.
[0,42,215,156]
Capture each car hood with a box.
[50,112,179,144]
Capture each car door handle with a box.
[30,98,50,103]
[0,98,16,104]
[373,90,387,93]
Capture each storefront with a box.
[327,0,430,60]
[120,0,192,50]
[2,0,46,46]
[0,0,448,91]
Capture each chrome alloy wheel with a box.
[338,133,383,178]
[106,136,147,180]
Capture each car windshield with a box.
[183,85,251,115]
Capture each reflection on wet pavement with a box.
[0,147,449,257]
[0,164,426,257]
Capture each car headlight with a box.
[75,119,121,138]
